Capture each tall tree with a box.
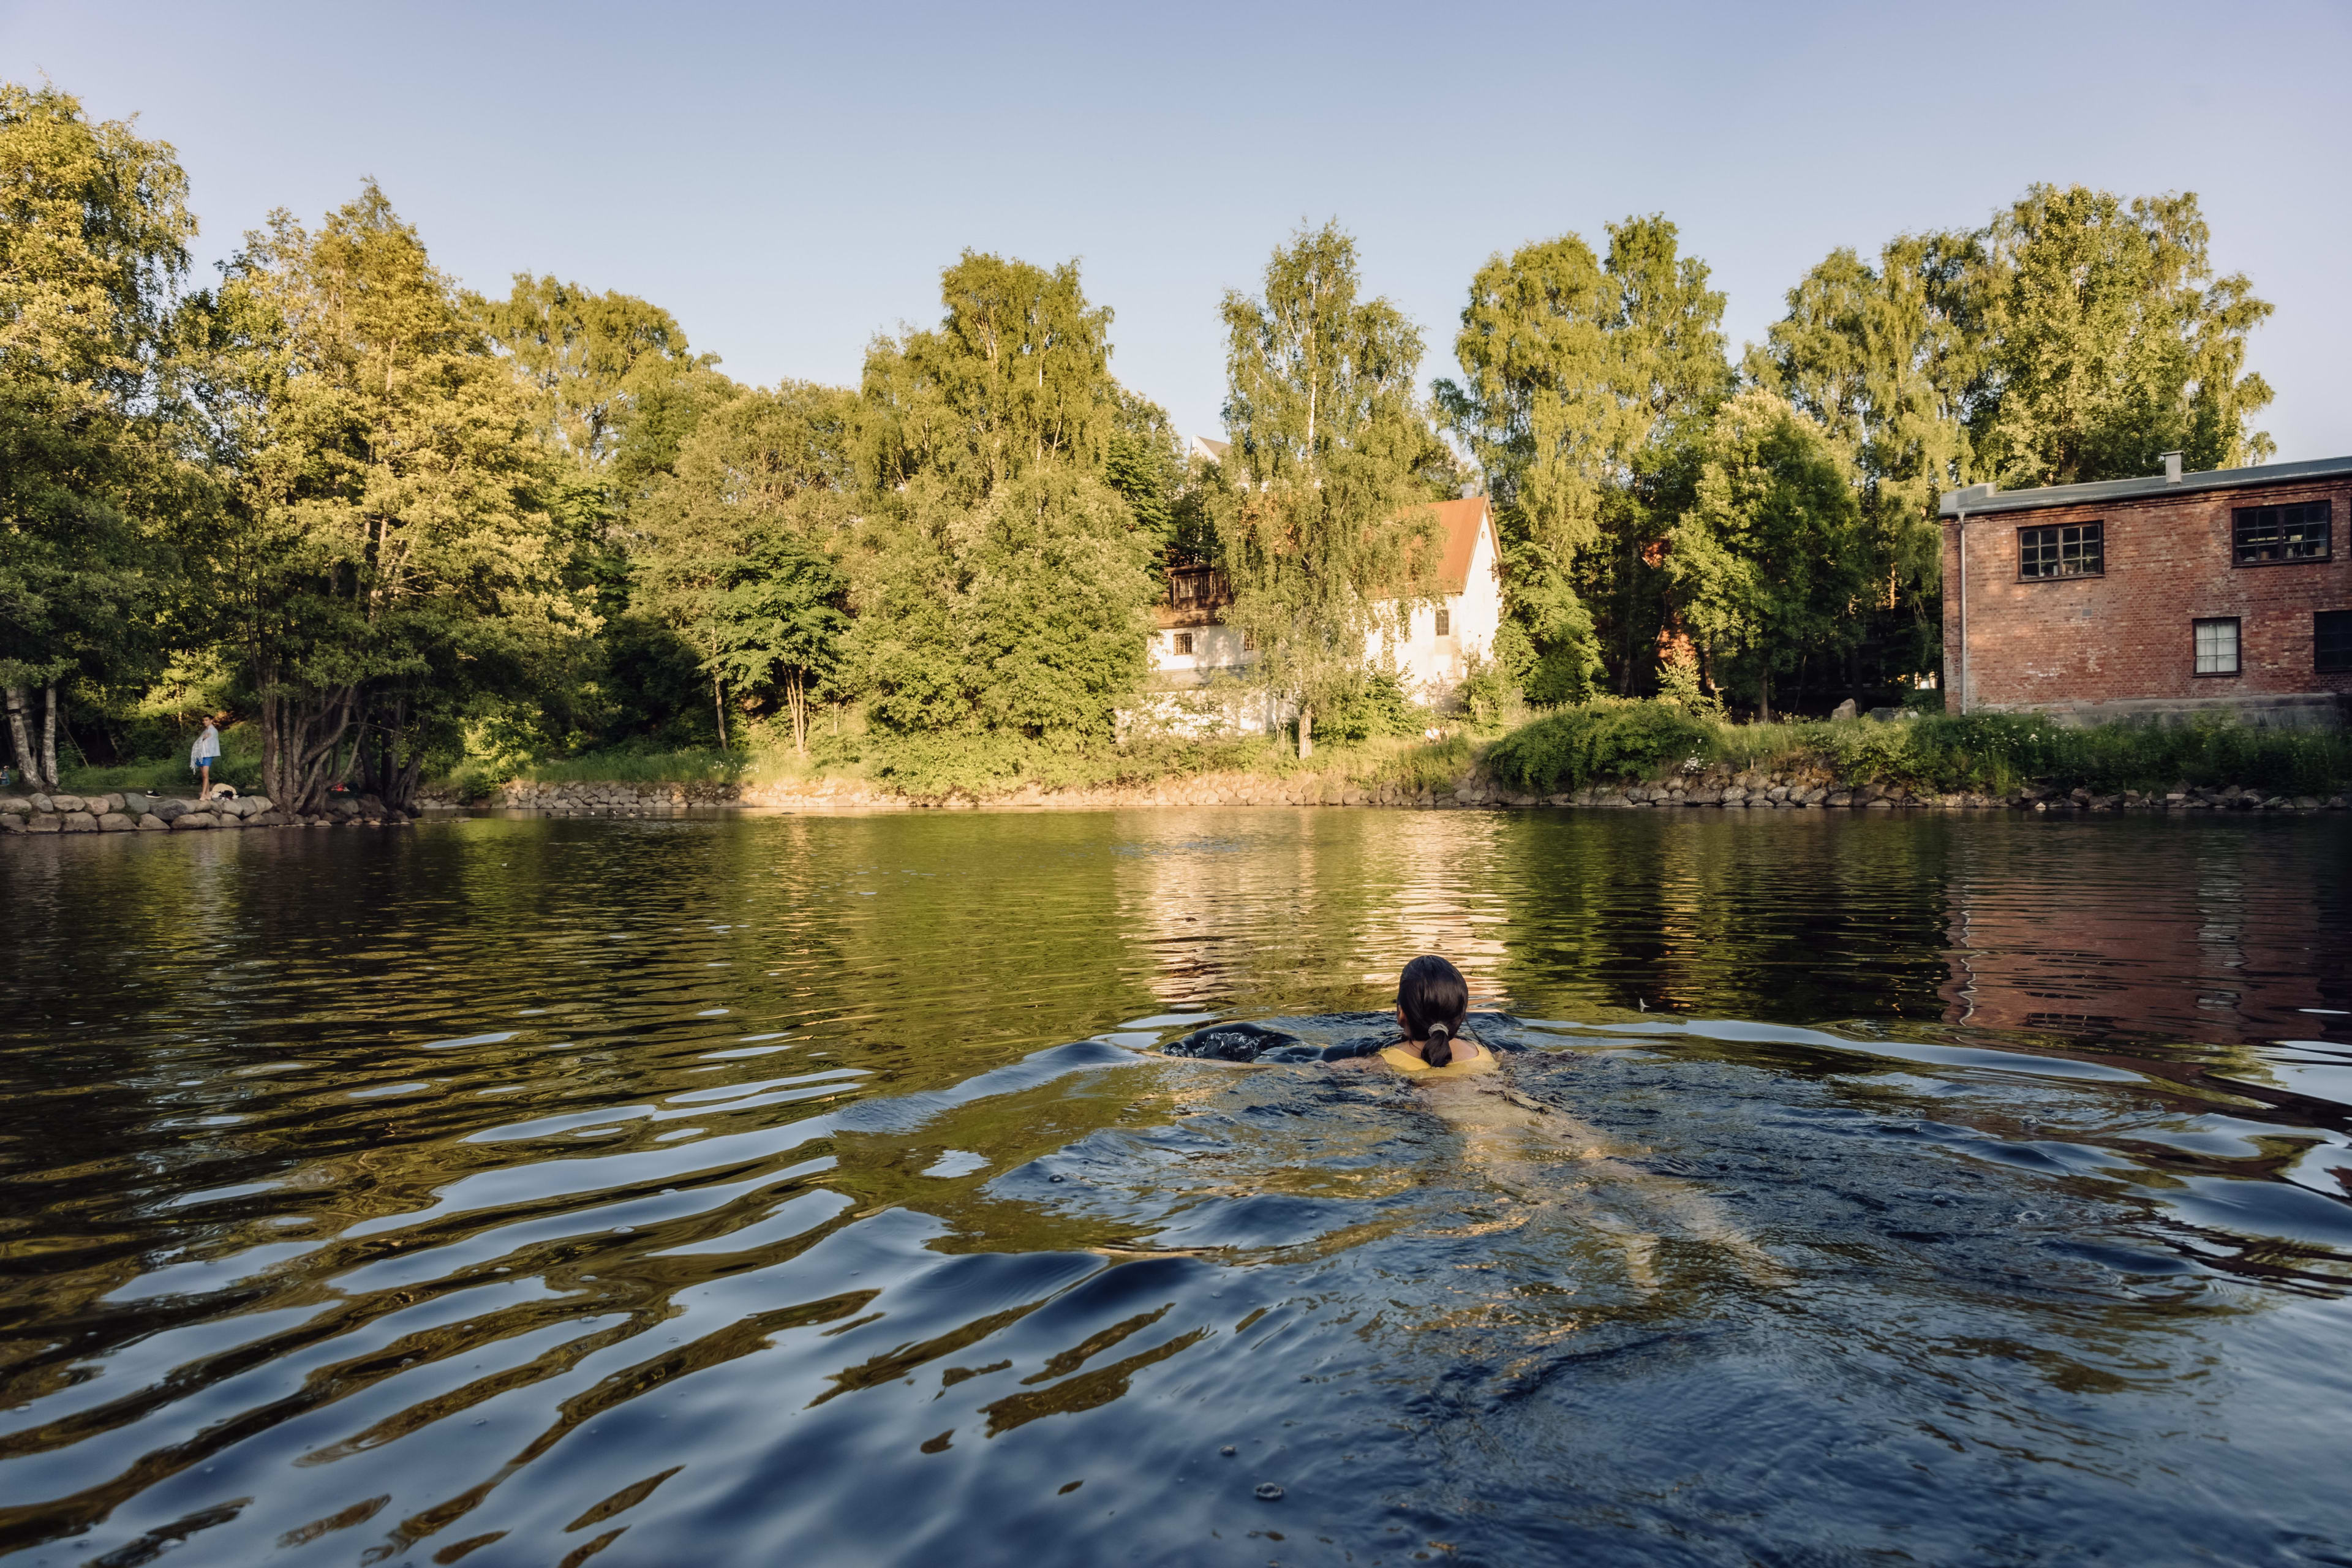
[473,275,709,472]
[845,253,1158,790]
[1660,389,1866,720]
[0,81,196,788]
[633,380,857,747]
[1213,221,1443,756]
[854,251,1115,503]
[202,183,586,812]
[1749,230,1985,694]
[1438,216,1728,704]
[1973,185,2272,486]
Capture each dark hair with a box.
[1398,954,1469,1068]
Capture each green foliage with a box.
[1310,668,1419,744]
[1358,733,1475,792]
[1484,698,1718,793]
[1213,221,1446,756]
[1438,216,1728,701]
[631,380,858,747]
[1660,388,1866,715]
[199,181,584,812]
[2,74,2315,807]
[847,254,1159,783]
[1581,706,2352,798]
[852,469,1154,752]
[472,274,711,471]
[0,81,199,786]
[1977,186,2272,486]
[856,251,1118,503]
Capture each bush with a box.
[1484,699,1717,793]
[1314,669,1420,743]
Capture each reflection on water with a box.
[0,810,2347,1566]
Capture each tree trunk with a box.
[1297,704,1313,760]
[786,669,807,756]
[4,687,33,788]
[1758,666,1773,725]
[40,683,59,790]
[258,685,356,815]
[712,671,728,750]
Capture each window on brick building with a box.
[2193,617,2241,677]
[1434,606,1451,636]
[2020,521,2102,578]
[1173,631,1194,656]
[2318,610,2352,673]
[2233,500,2331,565]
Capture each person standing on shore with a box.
[190,714,222,799]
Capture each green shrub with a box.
[1484,699,1717,793]
[1314,669,1420,743]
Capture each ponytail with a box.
[1397,955,1469,1067]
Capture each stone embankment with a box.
[435,779,752,815]
[429,767,2352,815]
[1551,767,2348,812]
[1,789,417,835]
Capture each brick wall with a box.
[1942,478,2352,710]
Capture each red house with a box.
[1940,452,2352,725]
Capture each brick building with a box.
[1940,453,2352,725]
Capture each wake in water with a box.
[4,1007,2350,1567]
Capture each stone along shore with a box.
[429,769,2352,816]
[0,789,418,835]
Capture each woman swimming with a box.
[1354,954,1779,1289]
[1373,954,1497,1078]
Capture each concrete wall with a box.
[1944,475,2352,721]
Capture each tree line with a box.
[1,80,2277,806]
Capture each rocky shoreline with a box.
[412,769,2352,817]
[1,788,417,835]
[13,769,2347,838]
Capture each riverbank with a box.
[0,788,417,833]
[423,768,2351,816]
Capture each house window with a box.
[1242,630,1256,652]
[2233,500,2331,565]
[2193,617,2240,677]
[2318,610,2352,673]
[1434,606,1451,636]
[2019,521,2102,578]
[1173,631,1194,656]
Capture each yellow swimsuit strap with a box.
[1378,1044,1498,1077]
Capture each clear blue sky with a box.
[8,0,2348,461]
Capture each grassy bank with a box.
[1485,701,2352,798]
[94,701,2340,807]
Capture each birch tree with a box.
[0,81,195,788]
[1213,222,1442,756]
[845,253,1156,790]
[1438,216,1728,703]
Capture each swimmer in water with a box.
[1374,954,1496,1079]
[1350,954,1779,1290]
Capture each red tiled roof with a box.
[1427,497,1489,596]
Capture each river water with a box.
[2,809,2348,1566]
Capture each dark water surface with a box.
[2,809,2348,1566]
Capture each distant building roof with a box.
[1150,494,1493,630]
[1428,496,1490,595]
[1191,436,1230,463]
[1939,454,2352,518]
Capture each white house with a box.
[1141,493,1504,733]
